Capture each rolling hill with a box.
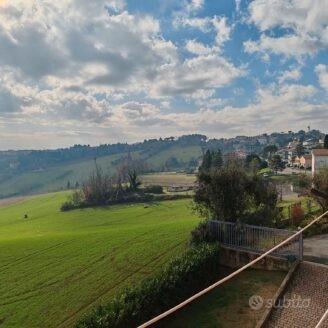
[0,129,323,199]
[0,144,202,199]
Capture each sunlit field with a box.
[0,193,199,327]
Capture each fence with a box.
[209,220,303,260]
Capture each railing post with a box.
[299,232,303,261]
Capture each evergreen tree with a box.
[295,142,305,156]
[324,135,328,149]
[199,150,212,172]
[211,149,223,169]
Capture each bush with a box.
[76,243,220,328]
[60,190,85,211]
[291,203,304,225]
[312,167,328,212]
[143,185,164,194]
[302,215,328,237]
[190,220,216,245]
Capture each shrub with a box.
[60,190,85,211]
[76,243,220,328]
[143,185,164,194]
[291,203,304,225]
[312,167,328,212]
[190,220,216,245]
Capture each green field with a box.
[0,193,200,327]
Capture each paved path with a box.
[264,261,328,328]
[304,234,328,264]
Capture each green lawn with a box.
[0,193,200,328]
[161,269,285,328]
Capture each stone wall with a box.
[219,246,293,271]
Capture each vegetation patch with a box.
[161,269,285,328]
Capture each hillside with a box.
[0,193,200,327]
[0,145,202,199]
[0,130,323,199]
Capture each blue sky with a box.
[0,0,327,149]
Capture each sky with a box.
[0,0,327,150]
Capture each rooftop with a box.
[312,149,328,156]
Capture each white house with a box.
[312,149,328,175]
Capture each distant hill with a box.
[0,130,324,198]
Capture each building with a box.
[312,149,328,174]
[299,154,312,169]
[293,156,301,167]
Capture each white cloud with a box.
[212,16,231,47]
[315,64,328,91]
[245,0,328,59]
[0,0,241,124]
[278,68,301,84]
[142,83,324,137]
[152,54,244,97]
[185,40,213,55]
[244,34,323,59]
[173,16,211,32]
[186,0,204,13]
[235,0,241,13]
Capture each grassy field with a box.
[162,269,285,328]
[0,193,200,327]
[148,145,201,168]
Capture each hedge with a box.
[76,243,220,328]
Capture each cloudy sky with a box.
[0,0,327,149]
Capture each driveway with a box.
[304,234,328,264]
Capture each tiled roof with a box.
[312,149,328,156]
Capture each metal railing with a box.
[209,220,303,259]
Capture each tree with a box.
[127,170,141,192]
[199,150,212,172]
[211,149,223,169]
[262,145,278,159]
[199,149,222,172]
[295,142,305,156]
[165,156,180,170]
[245,153,265,172]
[270,154,284,173]
[193,162,280,226]
[324,135,328,149]
[311,167,328,212]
